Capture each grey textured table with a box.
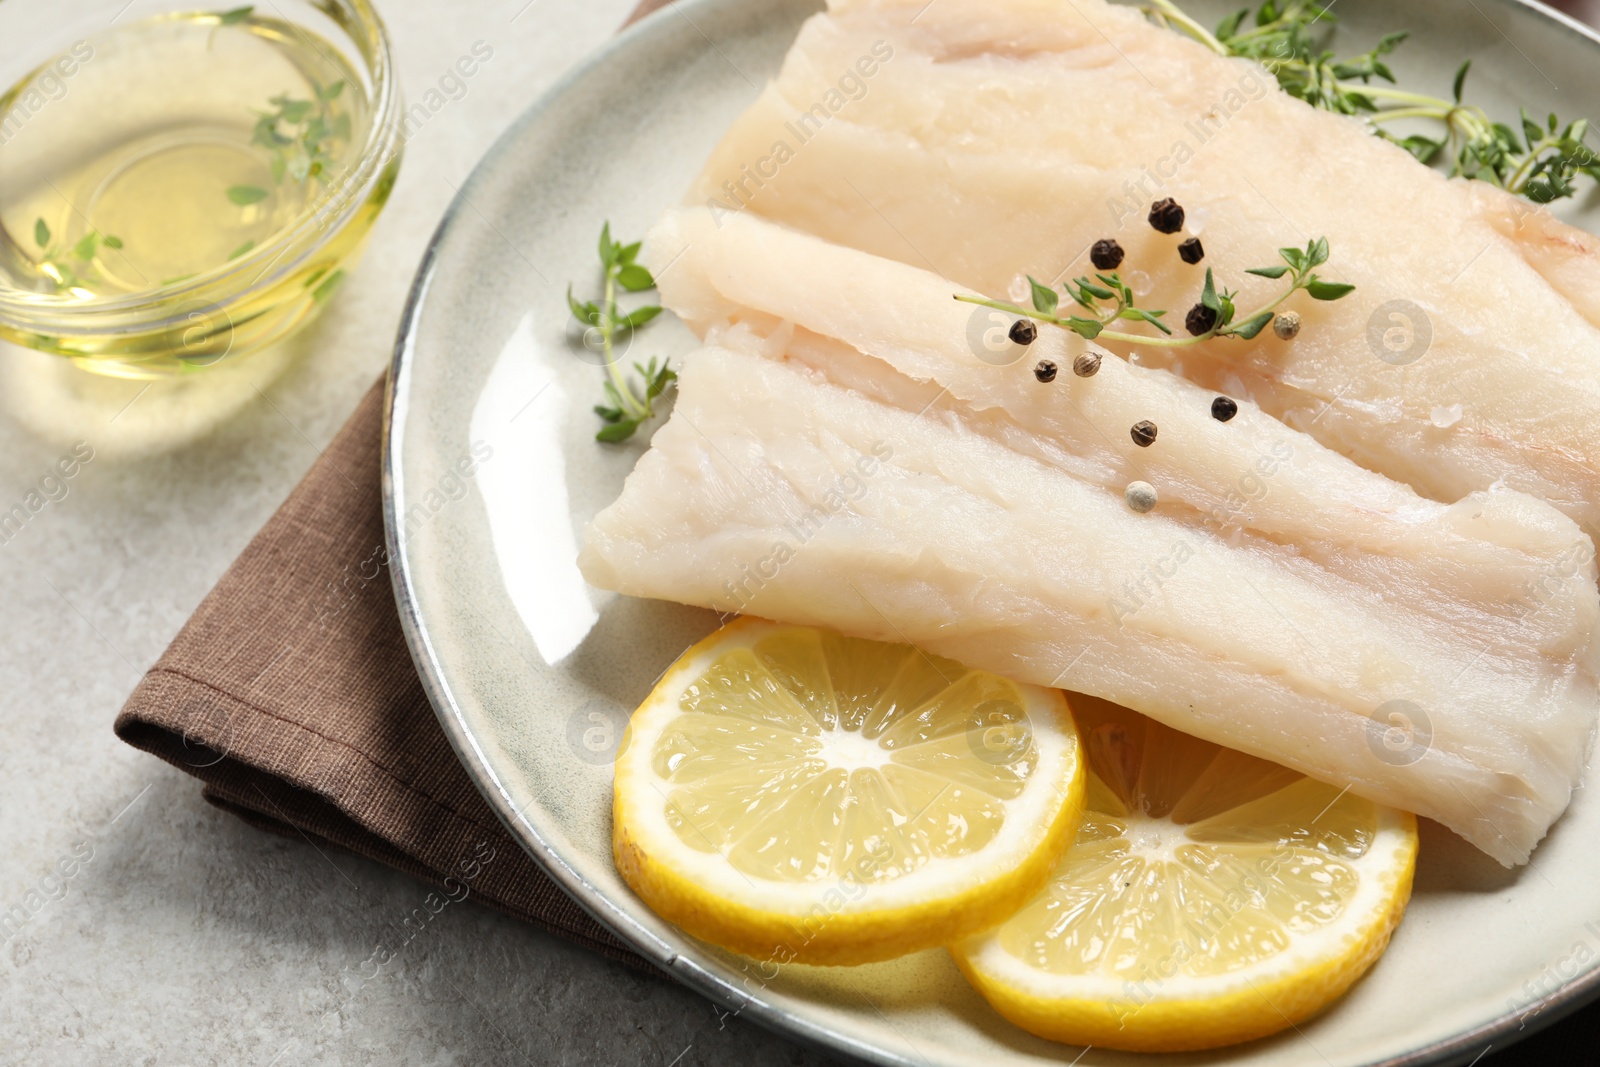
[0,1,834,1062]
[6,0,1600,1063]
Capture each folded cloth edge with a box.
[113,374,646,970]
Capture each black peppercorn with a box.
[1149,198,1185,234]
[1185,303,1218,336]
[1009,319,1038,345]
[1073,352,1102,378]
[1090,239,1125,270]
[1130,420,1158,448]
[1178,237,1205,264]
[1211,396,1238,422]
[1034,359,1058,383]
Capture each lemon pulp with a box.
[612,619,1085,964]
[953,695,1417,1051]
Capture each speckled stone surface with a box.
[0,1,836,1062]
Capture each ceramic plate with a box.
[384,1,1600,1062]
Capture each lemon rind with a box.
[612,617,1087,965]
[950,807,1419,1052]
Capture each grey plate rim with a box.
[383,1,1600,1063]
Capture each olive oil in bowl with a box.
[0,4,400,376]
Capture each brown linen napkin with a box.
[113,377,645,968]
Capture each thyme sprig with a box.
[235,77,351,205]
[211,6,353,201]
[955,237,1353,348]
[30,217,125,293]
[1145,0,1599,203]
[568,223,675,443]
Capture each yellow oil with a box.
[0,8,395,375]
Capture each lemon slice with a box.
[951,696,1418,1052]
[612,618,1084,965]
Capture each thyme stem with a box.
[568,223,676,442]
[956,237,1353,351]
[601,268,648,421]
[1144,0,1227,55]
[1148,0,1598,204]
[956,276,1297,349]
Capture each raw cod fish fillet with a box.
[578,207,1600,867]
[688,0,1600,535]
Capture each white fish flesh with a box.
[579,207,1600,866]
[686,0,1600,535]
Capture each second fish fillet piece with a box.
[688,0,1600,533]
[579,210,1600,866]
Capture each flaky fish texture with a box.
[578,207,1600,867]
[687,0,1600,535]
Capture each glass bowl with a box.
[0,0,402,378]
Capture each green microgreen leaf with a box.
[647,361,678,401]
[72,232,100,261]
[1396,133,1445,164]
[1028,276,1060,315]
[1121,307,1174,335]
[1305,279,1357,300]
[217,6,254,25]
[1095,274,1132,302]
[1216,292,1237,328]
[227,184,269,206]
[616,264,655,292]
[1076,277,1116,302]
[1246,264,1291,279]
[228,240,256,260]
[1066,317,1103,339]
[566,285,601,327]
[1216,7,1249,40]
[1522,108,1545,149]
[1453,60,1471,104]
[620,305,662,329]
[102,235,124,250]
[34,218,49,247]
[1200,268,1222,314]
[596,418,642,443]
[1307,237,1330,269]
[1230,311,1276,339]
